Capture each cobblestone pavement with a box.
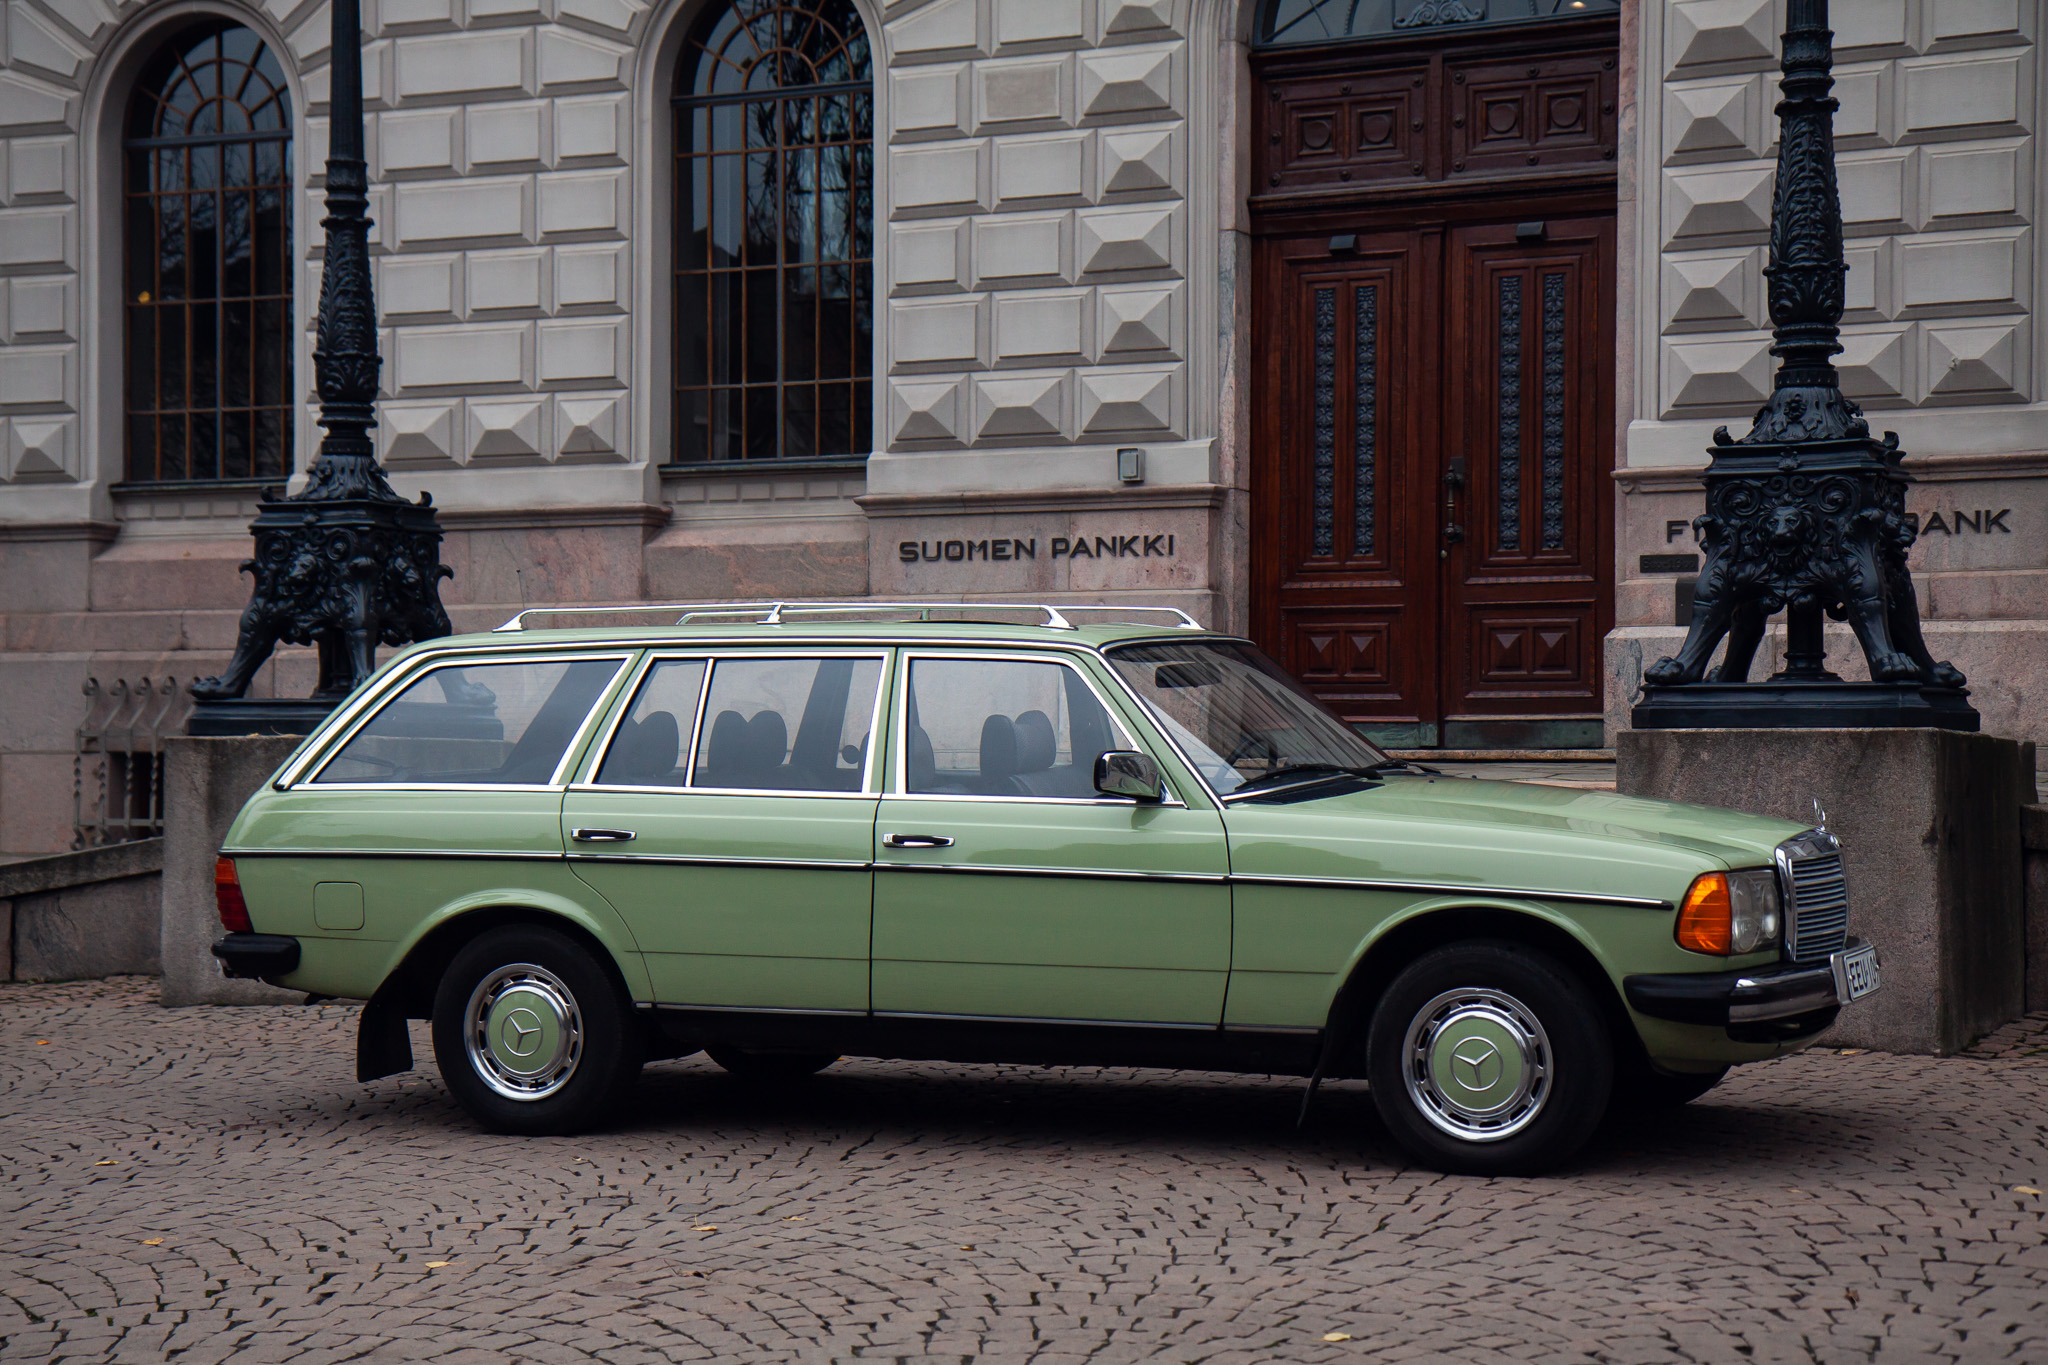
[3,979,2045,1364]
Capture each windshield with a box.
[1106,640,1390,797]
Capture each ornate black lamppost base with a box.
[1633,680,1978,732]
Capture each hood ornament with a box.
[1811,798,1829,833]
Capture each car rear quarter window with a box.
[314,657,624,786]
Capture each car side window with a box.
[691,656,883,793]
[592,659,707,787]
[903,657,1126,799]
[316,658,623,785]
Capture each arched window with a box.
[123,24,293,483]
[1257,0,1618,47]
[672,0,873,464]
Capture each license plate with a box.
[1834,944,1880,1002]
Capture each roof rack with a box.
[491,600,1207,633]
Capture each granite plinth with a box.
[1633,682,1979,731]
[187,698,342,737]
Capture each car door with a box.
[562,649,886,1012]
[870,651,1231,1026]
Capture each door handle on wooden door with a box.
[1442,455,1467,558]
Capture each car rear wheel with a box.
[1365,941,1612,1176]
[705,1045,838,1081]
[431,924,643,1135]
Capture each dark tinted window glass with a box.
[318,659,623,785]
[692,656,881,791]
[594,660,708,787]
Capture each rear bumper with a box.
[1624,938,1874,1041]
[212,933,301,981]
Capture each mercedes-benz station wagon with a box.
[212,602,1878,1174]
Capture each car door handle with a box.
[571,828,637,843]
[882,832,953,849]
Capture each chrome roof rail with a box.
[491,601,1206,633]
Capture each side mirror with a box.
[1094,750,1164,802]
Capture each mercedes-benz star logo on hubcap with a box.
[502,1008,544,1058]
[1449,1037,1502,1091]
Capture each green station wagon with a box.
[211,602,1879,1173]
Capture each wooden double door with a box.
[1252,214,1614,749]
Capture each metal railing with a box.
[73,677,191,848]
[493,601,1207,633]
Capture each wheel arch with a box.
[376,898,643,1022]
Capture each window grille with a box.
[671,0,874,464]
[74,678,191,847]
[1256,0,1618,47]
[123,23,294,483]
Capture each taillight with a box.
[215,856,253,933]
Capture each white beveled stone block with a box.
[892,219,969,293]
[1837,325,1910,402]
[994,131,1089,207]
[27,0,114,44]
[555,245,624,310]
[1097,283,1176,355]
[380,400,461,467]
[7,276,69,337]
[4,415,76,482]
[468,102,546,170]
[557,0,641,36]
[1844,240,1895,317]
[893,295,988,367]
[379,254,460,317]
[973,371,1067,438]
[538,320,622,383]
[394,178,532,246]
[538,170,624,236]
[1101,0,1177,41]
[395,31,529,99]
[993,289,1089,363]
[1838,148,1913,230]
[379,109,458,174]
[1662,75,1762,160]
[995,0,1084,49]
[1834,0,1910,51]
[554,94,626,163]
[1665,0,1775,73]
[889,376,968,443]
[1660,333,1773,411]
[1924,320,2023,398]
[972,212,1070,284]
[890,0,984,62]
[1900,53,2025,134]
[6,136,72,200]
[469,0,547,22]
[0,344,68,407]
[1832,65,1892,148]
[1099,125,1175,195]
[468,250,546,313]
[468,398,548,462]
[382,0,457,29]
[893,63,969,137]
[394,323,529,389]
[538,29,627,87]
[0,71,75,133]
[977,55,1070,127]
[1661,247,1761,328]
[893,141,986,214]
[1078,366,1174,435]
[1078,47,1174,119]
[1922,141,2024,223]
[0,207,71,268]
[8,3,88,83]
[1076,204,1176,274]
[1662,164,1773,242]
[1898,230,2027,312]
[557,395,622,459]
[1926,0,2028,44]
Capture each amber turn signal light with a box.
[214,856,253,934]
[1676,872,1733,955]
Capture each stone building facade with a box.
[0,0,2041,859]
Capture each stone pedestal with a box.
[162,735,306,1006]
[1616,728,2038,1055]
[2024,805,2048,1014]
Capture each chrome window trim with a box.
[1229,872,1672,910]
[290,652,634,791]
[889,648,1183,807]
[222,847,567,861]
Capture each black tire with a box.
[1365,941,1612,1176]
[704,1044,838,1081]
[1611,1063,1726,1111]
[431,924,643,1136]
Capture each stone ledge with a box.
[0,839,163,901]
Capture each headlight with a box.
[1676,869,1783,955]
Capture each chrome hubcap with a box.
[465,963,582,1101]
[1403,986,1551,1143]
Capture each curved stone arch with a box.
[628,0,887,478]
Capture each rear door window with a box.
[592,659,707,787]
[689,655,884,792]
[314,657,626,786]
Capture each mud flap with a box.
[356,984,415,1083]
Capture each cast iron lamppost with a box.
[188,0,452,736]
[1632,0,1975,731]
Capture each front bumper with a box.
[1624,937,1875,1041]
[212,933,301,981]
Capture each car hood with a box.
[1222,774,1810,906]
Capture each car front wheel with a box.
[431,924,643,1135]
[1365,941,1612,1176]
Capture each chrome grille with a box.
[1778,831,1848,962]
